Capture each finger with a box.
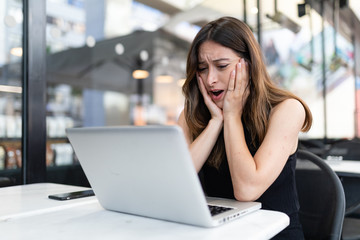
[228,69,236,91]
[236,59,250,92]
[234,62,242,91]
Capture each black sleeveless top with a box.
[199,126,304,239]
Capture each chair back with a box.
[296,149,345,240]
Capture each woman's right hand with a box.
[197,73,223,122]
[177,74,224,172]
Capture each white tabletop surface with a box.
[0,183,289,240]
[324,160,360,175]
[0,182,97,221]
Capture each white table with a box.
[0,183,289,240]
[325,160,360,176]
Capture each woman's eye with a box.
[218,64,229,69]
[197,67,207,72]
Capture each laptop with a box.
[66,125,261,227]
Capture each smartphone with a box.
[48,189,95,201]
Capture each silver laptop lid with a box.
[66,125,214,226]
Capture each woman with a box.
[177,16,312,239]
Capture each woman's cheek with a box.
[222,71,232,84]
[199,73,208,83]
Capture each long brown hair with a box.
[182,17,312,168]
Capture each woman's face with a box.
[197,41,241,109]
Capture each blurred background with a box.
[0,0,359,186]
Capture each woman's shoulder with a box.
[177,109,193,144]
[270,98,306,123]
[274,98,305,113]
[177,109,186,126]
[177,109,190,133]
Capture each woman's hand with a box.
[197,73,223,122]
[223,58,250,117]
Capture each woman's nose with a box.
[206,69,217,86]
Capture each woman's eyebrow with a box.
[213,58,231,62]
[198,58,231,65]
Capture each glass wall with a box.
[0,0,23,185]
[45,0,190,171]
[263,1,355,139]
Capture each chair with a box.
[342,217,360,240]
[338,174,360,240]
[322,139,360,240]
[296,149,345,240]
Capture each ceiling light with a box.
[132,70,149,79]
[86,36,96,48]
[115,43,124,55]
[10,47,22,57]
[251,7,258,14]
[140,50,149,61]
[156,75,173,83]
[0,85,22,94]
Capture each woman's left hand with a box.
[223,58,250,117]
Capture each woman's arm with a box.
[223,60,305,201]
[224,98,305,201]
[178,110,223,172]
[178,73,224,172]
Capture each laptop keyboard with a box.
[208,205,233,216]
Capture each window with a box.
[0,0,23,185]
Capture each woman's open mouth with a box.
[210,90,224,101]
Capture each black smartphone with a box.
[48,189,95,201]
